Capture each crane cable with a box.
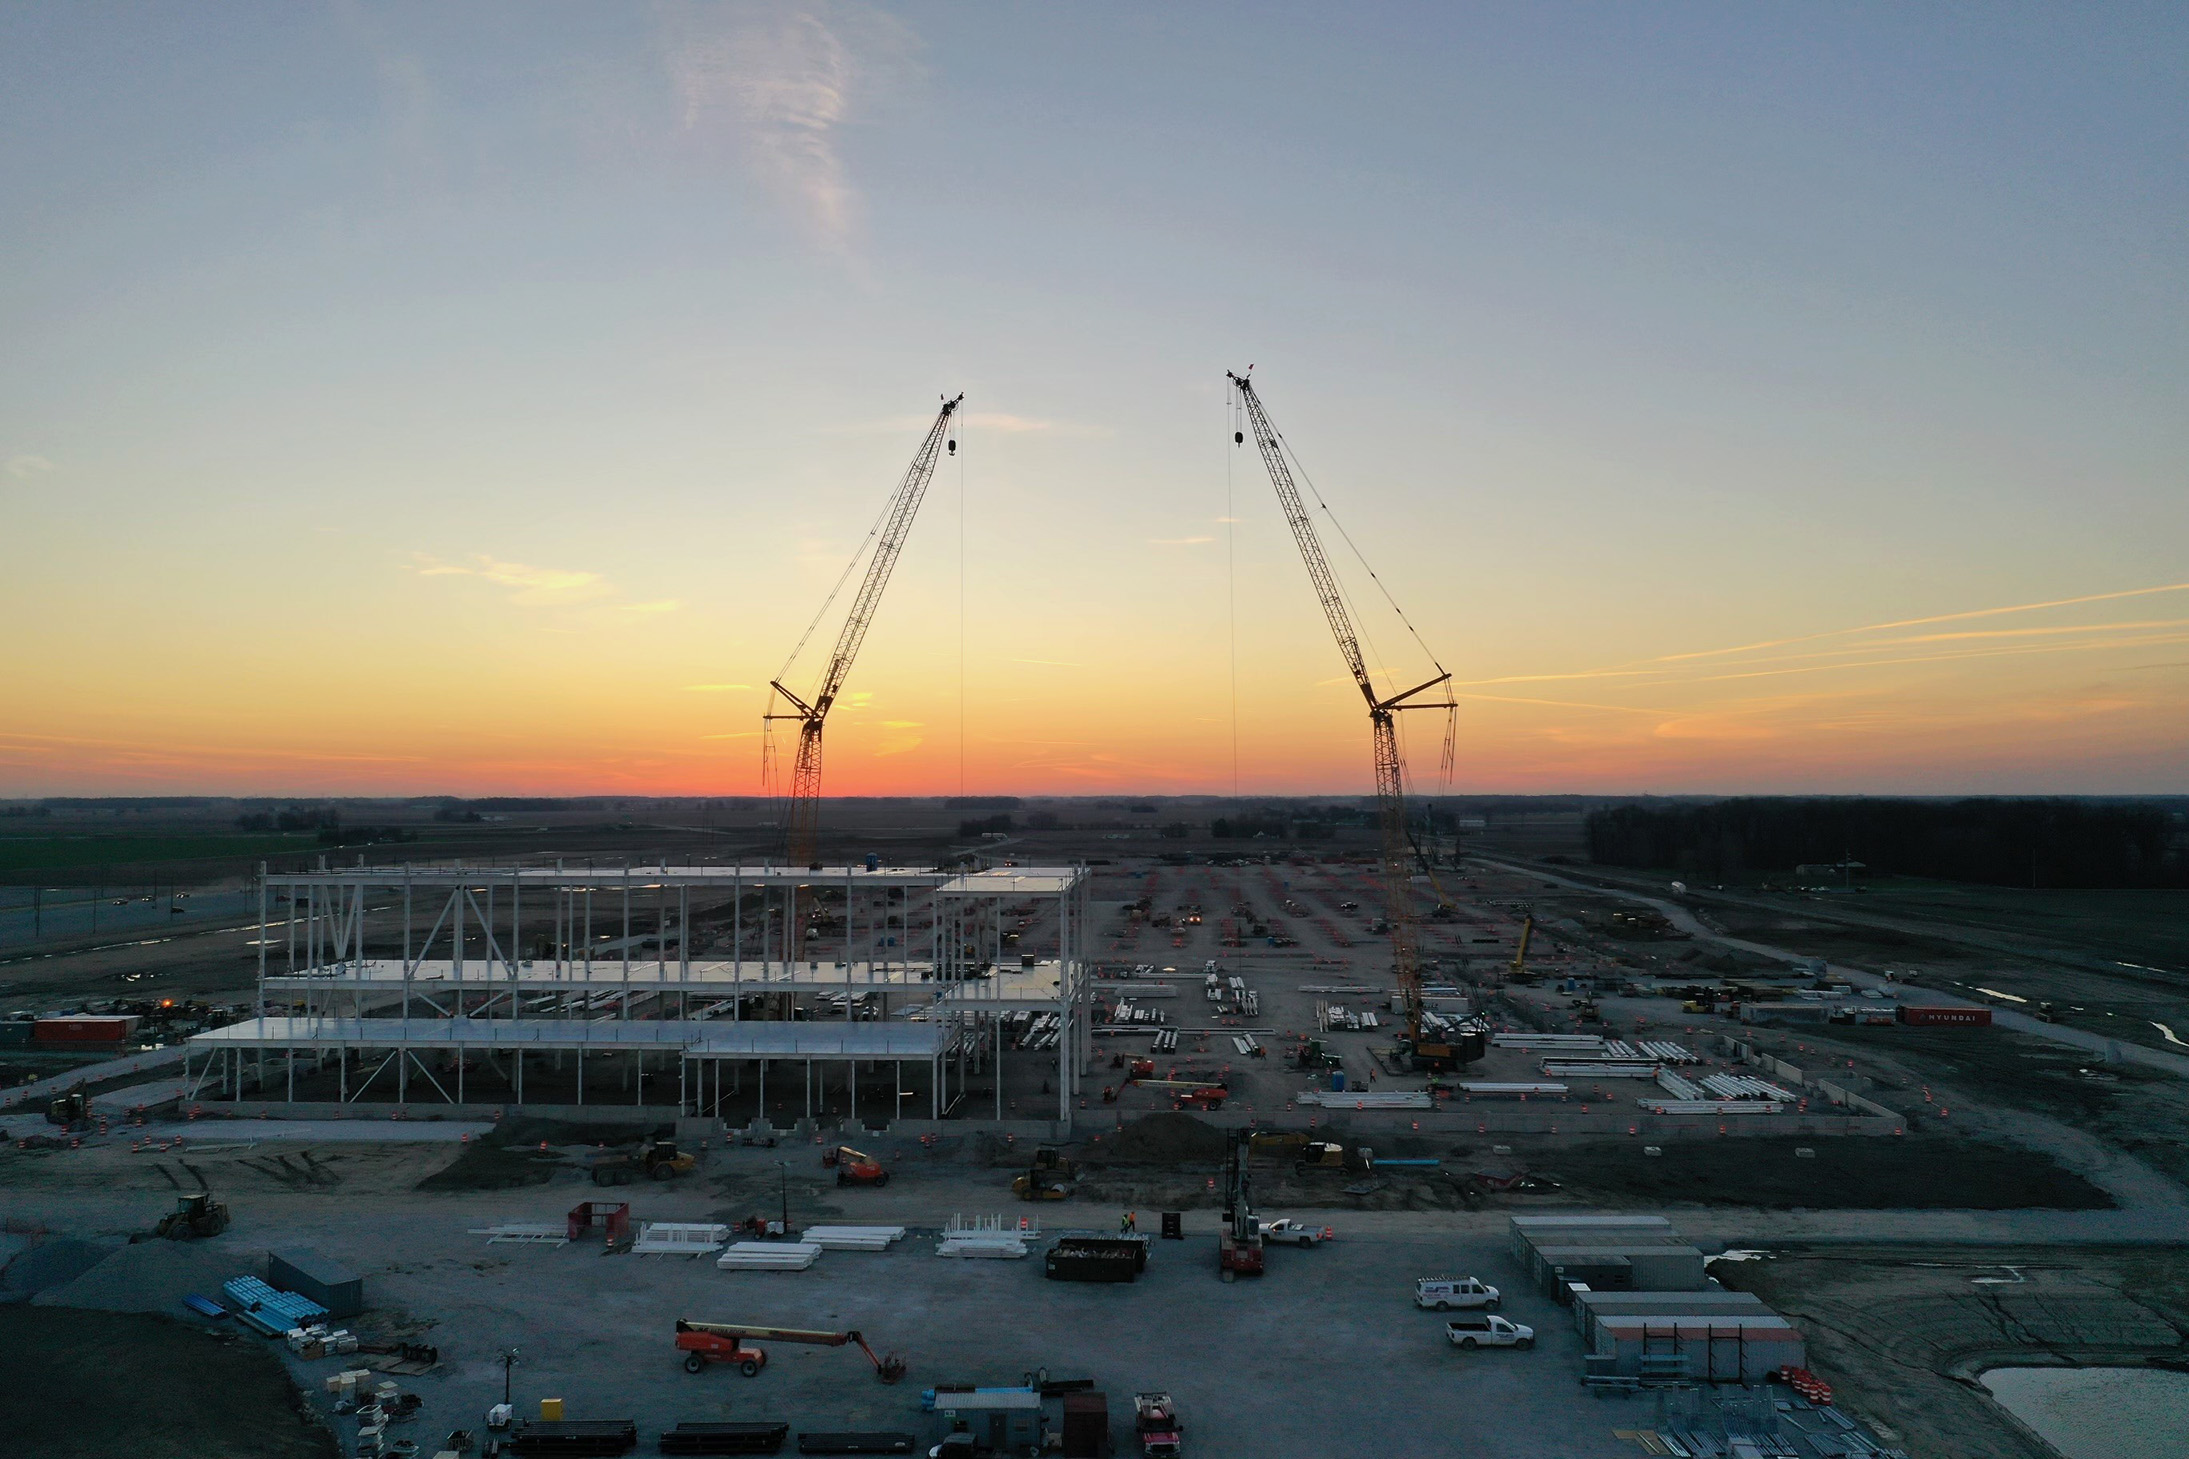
[1226,380,1241,803]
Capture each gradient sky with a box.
[3,4,2185,797]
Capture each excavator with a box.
[1230,372,1484,1075]
[822,1145,890,1186]
[674,1320,906,1383]
[1507,914,1537,984]
[1216,1129,1263,1281]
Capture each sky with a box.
[2,3,2185,798]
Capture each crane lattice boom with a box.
[768,395,962,871]
[1229,371,1464,1069]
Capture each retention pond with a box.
[1979,1366,2189,1459]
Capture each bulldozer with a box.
[1293,1141,1373,1177]
[591,1137,698,1187]
[152,1192,231,1240]
[46,1091,89,1129]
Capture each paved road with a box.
[1471,854,2189,1080]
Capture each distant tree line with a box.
[959,813,1014,837]
[235,807,342,833]
[1585,798,2188,889]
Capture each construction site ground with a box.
[4,821,2188,1457]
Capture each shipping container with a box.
[1898,1005,1991,1027]
[33,1015,140,1045]
[269,1248,364,1319]
[1508,1214,1674,1266]
[1533,1245,1709,1299]
[1591,1315,1806,1383]
[1573,1289,1770,1340]
[0,1022,33,1047]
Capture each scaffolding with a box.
[190,859,1095,1126]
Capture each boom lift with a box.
[674,1320,907,1383]
[1229,372,1481,1073]
[765,394,962,949]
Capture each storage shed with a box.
[1590,1314,1807,1383]
[1508,1215,1674,1265]
[932,1390,1045,1455]
[1060,1392,1108,1459]
[268,1248,364,1319]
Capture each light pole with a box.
[777,1159,789,1237]
[501,1347,519,1407]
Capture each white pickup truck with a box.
[1256,1218,1331,1247]
[1416,1276,1500,1310]
[1445,1314,1534,1349]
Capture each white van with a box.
[1415,1276,1500,1310]
[1445,1314,1534,1349]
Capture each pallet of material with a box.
[1540,1061,1662,1078]
[222,1276,327,1332]
[1491,1033,1607,1051]
[794,1433,914,1455]
[1637,1099,1786,1115]
[801,1225,906,1251]
[471,1223,570,1246]
[634,1223,730,1256]
[936,1236,1027,1258]
[1698,1074,1795,1102]
[715,1242,823,1271]
[658,1421,790,1455]
[1455,1082,1568,1097]
[1295,1089,1433,1108]
[507,1419,640,1456]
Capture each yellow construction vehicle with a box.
[1508,914,1537,984]
[152,1192,231,1240]
[592,1137,698,1186]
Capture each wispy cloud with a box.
[616,599,681,616]
[701,731,760,740]
[664,2,913,258]
[1151,536,1215,546]
[412,553,613,606]
[684,683,753,692]
[7,454,55,479]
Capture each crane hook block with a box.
[947,439,957,454]
[1234,431,1244,445]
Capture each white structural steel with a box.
[186,861,1095,1127]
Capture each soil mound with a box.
[1090,1113,1228,1166]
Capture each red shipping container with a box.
[33,1015,141,1044]
[1896,1006,1991,1028]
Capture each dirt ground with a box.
[0,1304,339,1459]
[1530,1134,2113,1211]
[1717,1246,2189,1459]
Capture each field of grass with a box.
[0,833,317,876]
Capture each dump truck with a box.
[592,1138,697,1186]
[1044,1237,1148,1283]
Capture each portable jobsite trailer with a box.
[1588,1314,1807,1383]
[267,1248,364,1319]
[932,1390,1046,1454]
[1531,1245,1709,1300]
[1571,1289,1770,1340]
